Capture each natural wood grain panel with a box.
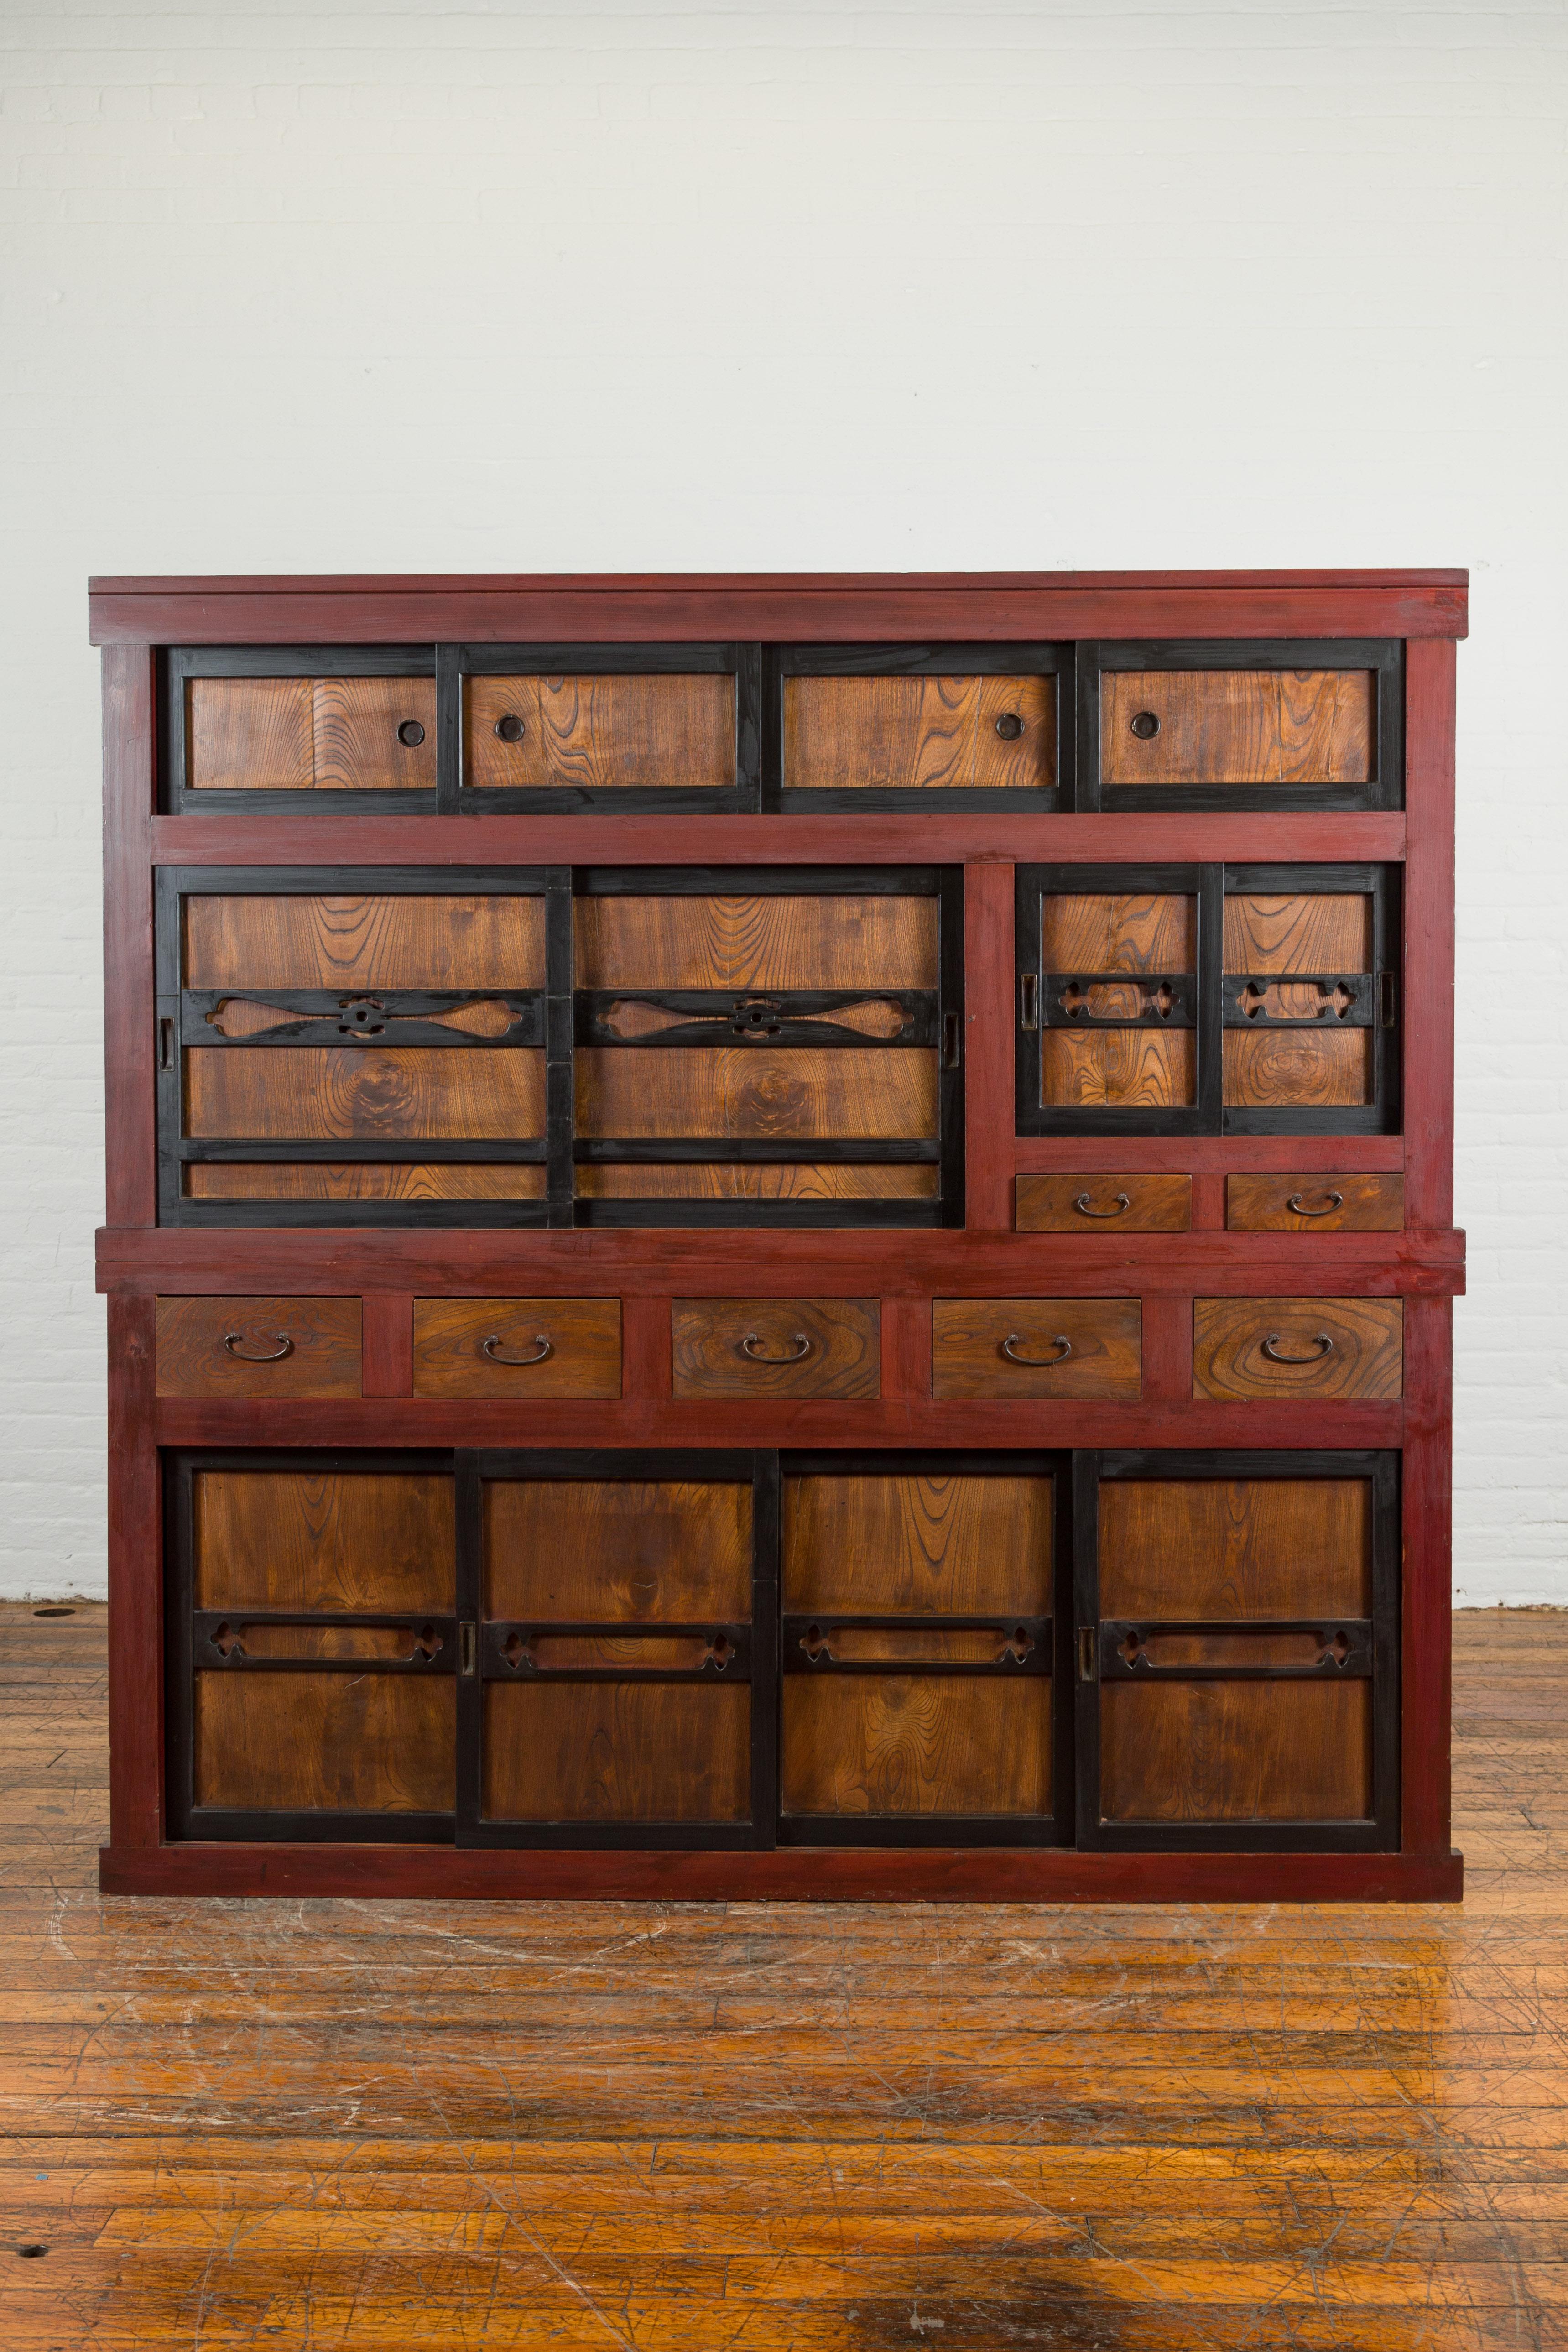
[1041,893,1195,974]
[1098,1478,1372,1618]
[784,673,1055,790]
[784,1473,1053,1613]
[526,1634,719,1671]
[1223,893,1373,974]
[781,1678,1050,1815]
[185,678,312,791]
[576,896,938,988]
[185,1161,547,1201]
[933,1298,1141,1401]
[578,1047,937,1138]
[672,1298,880,1399]
[193,1672,453,1812]
[577,1162,938,1199]
[1101,669,1376,785]
[1224,1027,1373,1107]
[155,1296,361,1399]
[412,1299,620,1399]
[464,673,735,790]
[192,1470,455,1611]
[1016,1173,1191,1232]
[312,677,436,792]
[483,1681,749,1820]
[182,895,545,991]
[1040,1030,1195,1108]
[483,1480,752,1620]
[1193,1297,1403,1401]
[1099,1680,1372,1821]
[1227,1173,1405,1231]
[185,1048,546,1139]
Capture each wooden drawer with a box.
[156,1297,361,1398]
[672,1299,880,1399]
[933,1299,1141,1400]
[1226,1174,1405,1231]
[1193,1298,1403,1400]
[412,1300,621,1399]
[784,673,1055,793]
[464,673,735,791]
[1016,1174,1191,1232]
[186,676,437,793]
[1100,668,1375,786]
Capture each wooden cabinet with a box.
[97,568,1464,1903]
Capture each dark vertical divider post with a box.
[545,869,575,1227]
[1196,863,1225,1131]
[750,1451,781,1847]
[435,644,461,814]
[454,1454,482,1844]
[1070,1454,1102,1852]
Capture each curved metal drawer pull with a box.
[222,1330,293,1363]
[1073,1192,1130,1219]
[1261,1331,1334,1365]
[1002,1334,1073,1366]
[481,1334,552,1365]
[740,1332,812,1364]
[1286,1190,1344,1217]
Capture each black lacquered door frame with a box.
[1071,1449,1401,1855]
[1016,860,1400,1138]
[773,1448,1074,1849]
[764,643,1073,811]
[1076,638,1404,813]
[569,864,964,1231]
[455,1449,777,1851]
[163,1448,460,1846]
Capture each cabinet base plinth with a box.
[99,1842,1464,1904]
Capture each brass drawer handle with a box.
[1002,1334,1073,1366]
[222,1330,292,1363]
[396,720,426,748]
[1129,710,1160,740]
[494,713,526,742]
[1261,1331,1334,1365]
[1073,1192,1130,1219]
[1286,1191,1344,1217]
[994,712,1024,741]
[481,1334,552,1365]
[740,1332,812,1364]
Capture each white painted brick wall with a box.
[0,2,1562,1600]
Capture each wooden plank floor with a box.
[0,1605,1563,2349]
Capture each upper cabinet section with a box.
[160,638,1403,815]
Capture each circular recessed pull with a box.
[739,1332,812,1364]
[1073,1191,1130,1219]
[222,1330,292,1363]
[1129,710,1160,740]
[994,712,1024,741]
[1001,1334,1073,1366]
[1286,1190,1345,1217]
[481,1333,552,1365]
[397,720,426,748]
[494,713,526,743]
[1260,1331,1335,1365]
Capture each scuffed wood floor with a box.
[0,1605,1563,2348]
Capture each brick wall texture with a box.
[0,3,1563,1598]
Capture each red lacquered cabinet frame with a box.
[94,572,1466,1900]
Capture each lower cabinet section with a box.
[165,1445,1400,1855]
